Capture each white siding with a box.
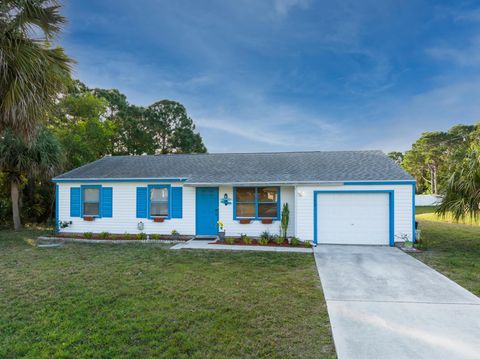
[58,182,195,235]
[295,184,414,243]
[58,183,295,237]
[218,186,295,237]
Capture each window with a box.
[150,187,169,217]
[235,187,279,219]
[83,187,100,216]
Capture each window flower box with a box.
[153,217,165,223]
[261,218,273,224]
[239,219,252,224]
[83,216,95,221]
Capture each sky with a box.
[61,0,480,153]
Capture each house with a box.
[53,150,416,246]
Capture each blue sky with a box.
[61,0,480,153]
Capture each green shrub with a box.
[260,230,271,243]
[99,231,110,239]
[257,236,269,245]
[171,229,179,236]
[83,232,93,239]
[273,235,284,245]
[303,240,311,248]
[123,232,131,240]
[225,237,235,245]
[280,203,289,239]
[136,232,147,240]
[151,233,160,240]
[242,235,252,245]
[290,237,300,246]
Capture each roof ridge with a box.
[103,150,384,158]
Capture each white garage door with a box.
[316,192,390,245]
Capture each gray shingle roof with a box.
[53,150,413,183]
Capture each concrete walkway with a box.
[314,245,480,359]
[171,239,312,253]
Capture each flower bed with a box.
[210,237,311,248]
[51,233,191,241]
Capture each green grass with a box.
[413,220,480,296]
[0,228,335,358]
[415,206,480,225]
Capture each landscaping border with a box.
[38,236,192,244]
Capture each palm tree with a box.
[0,127,64,229]
[436,143,480,221]
[0,0,73,138]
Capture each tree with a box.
[403,132,450,194]
[0,0,73,138]
[387,151,404,165]
[0,128,64,229]
[437,141,480,221]
[145,100,207,154]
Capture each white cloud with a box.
[427,36,480,66]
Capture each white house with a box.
[53,150,416,246]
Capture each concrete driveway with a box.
[314,245,480,359]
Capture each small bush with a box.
[137,232,147,240]
[273,235,284,245]
[290,237,300,246]
[242,235,252,245]
[258,236,269,245]
[123,232,131,240]
[225,237,235,244]
[171,229,179,236]
[83,232,93,239]
[99,231,110,239]
[303,240,311,248]
[260,230,271,243]
[151,233,160,240]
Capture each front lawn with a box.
[415,206,480,225]
[412,220,480,296]
[0,229,335,358]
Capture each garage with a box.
[315,191,393,246]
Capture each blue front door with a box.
[196,187,219,236]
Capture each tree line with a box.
[0,0,206,229]
[388,123,480,220]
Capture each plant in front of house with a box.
[259,230,271,244]
[273,235,284,245]
[217,220,225,241]
[225,237,235,244]
[303,240,312,248]
[151,233,160,240]
[240,233,252,245]
[99,232,110,239]
[137,232,147,240]
[243,236,253,245]
[258,231,271,245]
[171,229,180,240]
[290,237,300,246]
[280,203,289,239]
[84,232,93,239]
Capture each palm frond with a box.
[0,0,73,139]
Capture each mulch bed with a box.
[210,239,310,248]
[51,233,190,241]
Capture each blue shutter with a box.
[171,187,183,218]
[136,187,148,218]
[101,187,113,217]
[70,187,81,217]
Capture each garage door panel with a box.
[316,192,390,245]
